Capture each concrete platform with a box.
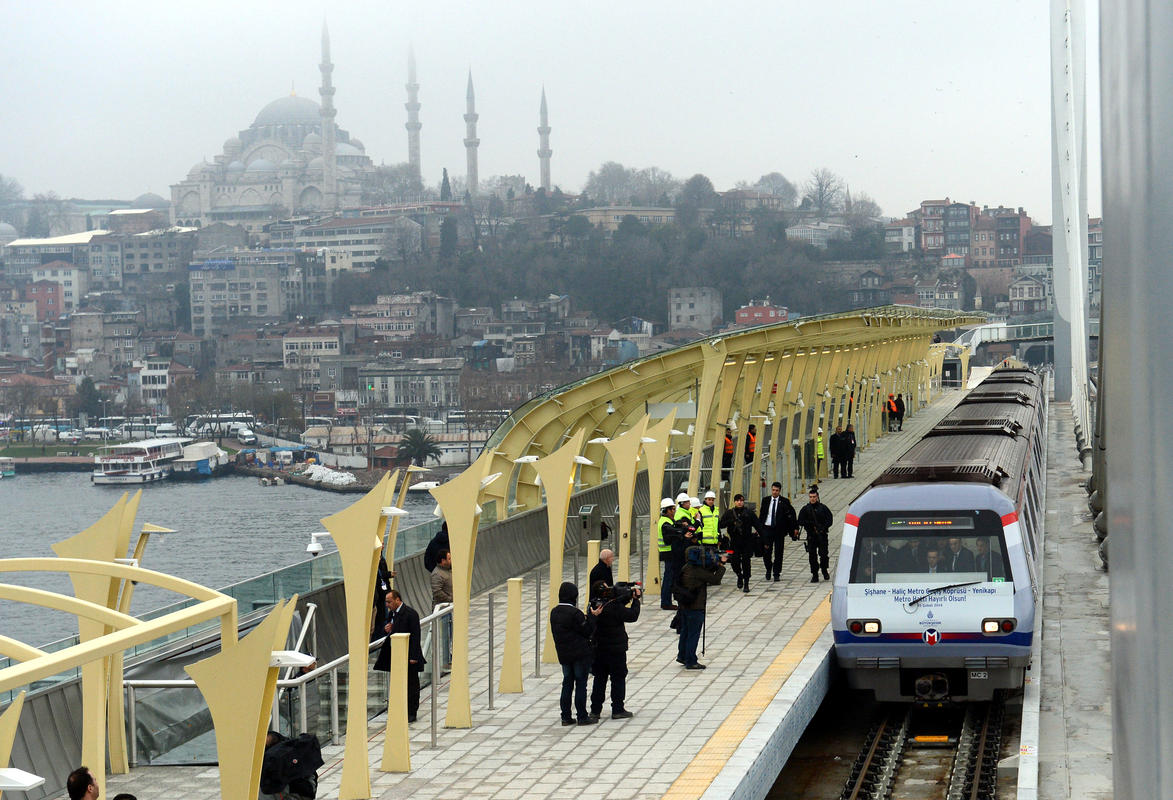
[101,389,969,800]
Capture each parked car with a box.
[236,427,258,445]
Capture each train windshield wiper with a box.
[906,580,982,608]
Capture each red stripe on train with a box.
[845,513,860,527]
[1001,512,1018,526]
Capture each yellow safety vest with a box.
[698,504,720,545]
[657,514,674,552]
[816,435,824,458]
[675,507,692,525]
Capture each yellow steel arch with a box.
[481,306,983,515]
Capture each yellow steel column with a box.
[706,354,746,493]
[186,597,297,800]
[431,450,501,729]
[498,577,524,694]
[687,341,728,497]
[641,412,678,595]
[535,429,588,664]
[51,493,129,799]
[604,417,649,583]
[379,632,411,773]
[319,472,395,798]
[767,351,797,489]
[731,353,765,498]
[793,347,822,490]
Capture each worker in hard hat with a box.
[674,493,693,528]
[657,498,683,610]
[697,490,721,553]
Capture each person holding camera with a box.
[720,493,764,593]
[797,485,834,583]
[677,546,727,669]
[551,581,604,726]
[588,579,641,720]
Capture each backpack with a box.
[260,733,324,798]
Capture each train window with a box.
[851,511,1012,584]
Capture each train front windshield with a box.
[850,510,1012,584]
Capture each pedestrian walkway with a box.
[1037,403,1112,800]
[102,389,969,800]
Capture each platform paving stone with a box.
[104,388,969,800]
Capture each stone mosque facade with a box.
[170,24,375,231]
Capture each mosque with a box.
[170,24,378,230]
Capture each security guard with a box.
[657,498,680,610]
[697,490,721,551]
[816,427,825,473]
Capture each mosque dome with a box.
[226,160,245,173]
[246,158,277,173]
[303,132,322,146]
[308,156,325,170]
[253,95,321,128]
[188,161,214,179]
[223,136,242,153]
[348,138,365,152]
[132,192,169,209]
[0,222,17,237]
[335,142,364,158]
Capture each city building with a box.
[1009,274,1051,314]
[295,214,422,268]
[358,355,463,413]
[127,356,195,414]
[944,202,979,264]
[987,206,1032,267]
[30,261,89,311]
[970,215,999,268]
[917,199,948,254]
[20,280,64,321]
[69,310,145,368]
[884,219,917,254]
[572,207,676,233]
[283,325,344,391]
[345,292,457,339]
[668,287,723,332]
[188,248,326,338]
[784,220,851,249]
[733,298,788,327]
[4,231,109,279]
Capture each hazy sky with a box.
[3,0,1100,223]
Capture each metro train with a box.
[831,368,1047,703]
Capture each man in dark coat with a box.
[797,485,834,583]
[720,493,763,592]
[829,426,844,479]
[842,424,858,478]
[758,482,798,582]
[677,546,727,669]
[588,549,615,604]
[423,523,450,573]
[895,393,906,430]
[550,582,603,725]
[588,580,641,720]
[373,590,425,722]
[945,537,976,573]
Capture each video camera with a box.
[593,581,643,606]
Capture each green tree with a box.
[73,377,104,418]
[675,174,718,229]
[440,168,452,201]
[174,282,191,331]
[439,216,458,259]
[397,427,442,466]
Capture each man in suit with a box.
[758,482,798,582]
[374,589,426,722]
[925,549,943,574]
[903,538,931,572]
[945,537,976,573]
[974,538,1004,580]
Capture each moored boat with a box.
[0,457,15,478]
[92,438,190,485]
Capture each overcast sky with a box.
[2,0,1100,223]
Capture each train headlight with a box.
[982,619,1000,633]
[863,621,881,634]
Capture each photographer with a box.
[677,546,726,670]
[797,485,834,583]
[588,579,641,720]
[551,582,603,726]
[720,493,764,593]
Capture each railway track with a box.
[839,695,1006,800]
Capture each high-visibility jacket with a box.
[816,435,825,459]
[745,431,756,457]
[887,398,899,414]
[698,503,720,545]
[675,507,693,525]
[657,514,674,552]
[724,435,734,456]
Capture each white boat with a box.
[0,457,15,478]
[92,437,190,485]
[406,480,441,492]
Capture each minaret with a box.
[405,47,422,181]
[537,87,552,191]
[463,70,480,197]
[319,21,338,210]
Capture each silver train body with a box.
[831,369,1047,702]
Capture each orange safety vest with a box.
[887,398,898,414]
[746,431,756,455]
[724,435,734,455]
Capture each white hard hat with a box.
[817,427,823,433]
[675,492,690,504]
[704,490,717,500]
[690,497,701,507]
[661,497,676,509]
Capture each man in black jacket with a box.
[758,482,798,582]
[842,424,857,478]
[678,546,726,669]
[588,549,615,604]
[895,393,906,430]
[550,582,603,726]
[588,580,641,720]
[720,493,763,592]
[373,590,425,722]
[423,523,449,572]
[829,426,844,479]
[797,486,835,583]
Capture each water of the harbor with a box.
[0,473,440,646]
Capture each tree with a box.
[675,174,718,229]
[440,168,452,201]
[397,427,442,466]
[24,192,70,237]
[363,163,426,205]
[439,216,458,259]
[754,172,798,207]
[0,174,23,224]
[174,283,191,331]
[583,161,636,205]
[803,168,844,218]
[73,377,104,418]
[632,167,680,206]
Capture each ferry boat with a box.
[0,456,15,478]
[92,437,190,485]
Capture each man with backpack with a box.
[676,546,727,670]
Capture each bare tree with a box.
[0,174,23,224]
[632,167,680,206]
[803,168,845,218]
[583,162,636,205]
[363,163,428,205]
[754,172,798,207]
